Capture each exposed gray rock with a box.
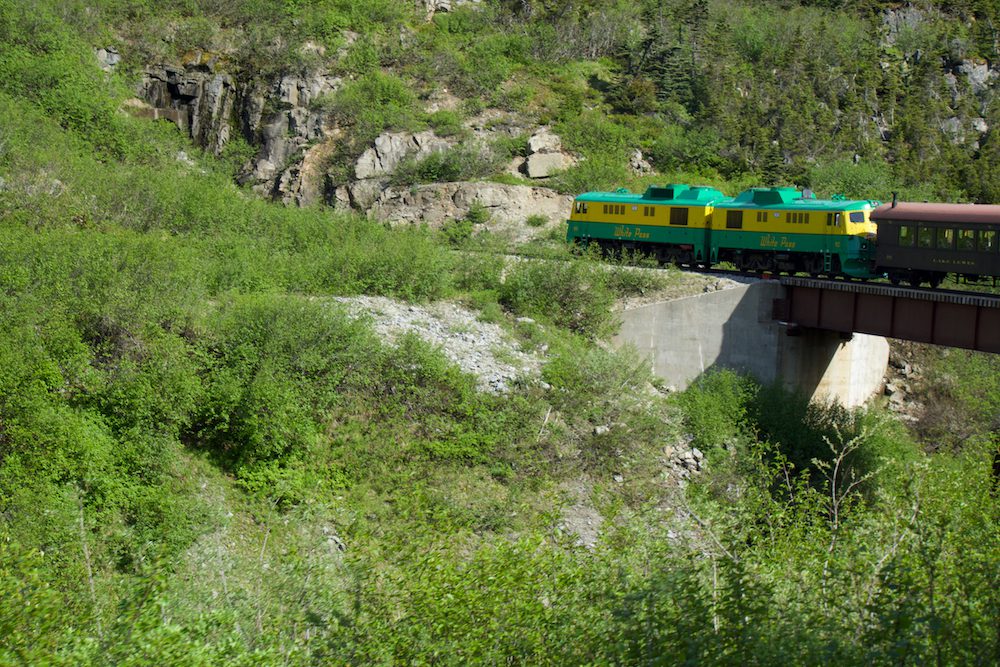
[138,65,235,154]
[882,7,932,49]
[940,116,963,143]
[629,149,653,174]
[354,131,453,180]
[525,152,569,178]
[423,0,481,18]
[333,295,540,393]
[369,181,572,242]
[96,47,121,72]
[528,129,562,154]
[333,185,352,210]
[958,60,997,98]
[507,156,527,177]
[521,128,576,178]
[347,178,383,211]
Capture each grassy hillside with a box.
[1,1,999,664]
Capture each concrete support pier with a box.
[614,280,889,407]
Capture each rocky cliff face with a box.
[114,2,998,226]
[127,50,579,235]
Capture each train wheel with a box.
[890,276,901,286]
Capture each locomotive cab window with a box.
[669,208,689,226]
[958,229,975,251]
[936,228,955,250]
[980,230,997,252]
[898,224,915,246]
[849,211,865,223]
[918,226,934,248]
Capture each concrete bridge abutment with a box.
[614,280,888,407]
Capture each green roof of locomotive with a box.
[574,184,730,206]
[715,187,879,211]
[574,185,878,210]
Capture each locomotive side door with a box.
[704,209,716,267]
[823,211,841,273]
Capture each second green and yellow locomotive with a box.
[567,184,880,278]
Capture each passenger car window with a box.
[937,228,954,249]
[958,229,975,251]
[980,230,997,252]
[918,226,934,248]
[898,224,915,246]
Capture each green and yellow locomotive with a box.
[567,184,880,278]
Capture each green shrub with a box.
[325,71,421,145]
[441,218,474,246]
[465,200,491,225]
[499,257,617,338]
[525,214,548,227]
[549,155,629,194]
[676,369,758,450]
[191,295,377,473]
[391,144,503,185]
[219,135,257,178]
[427,109,465,137]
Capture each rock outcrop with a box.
[139,61,236,155]
[370,181,573,241]
[136,55,342,203]
[355,131,452,180]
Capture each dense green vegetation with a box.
[1,0,999,664]
[14,0,1000,203]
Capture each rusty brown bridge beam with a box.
[773,277,1000,354]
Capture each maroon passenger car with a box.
[872,199,1000,287]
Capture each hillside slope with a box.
[1,1,998,664]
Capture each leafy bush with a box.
[324,71,421,146]
[676,369,758,450]
[390,144,503,185]
[441,218,474,246]
[549,155,630,194]
[499,257,618,338]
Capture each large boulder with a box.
[522,128,576,178]
[525,152,570,178]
